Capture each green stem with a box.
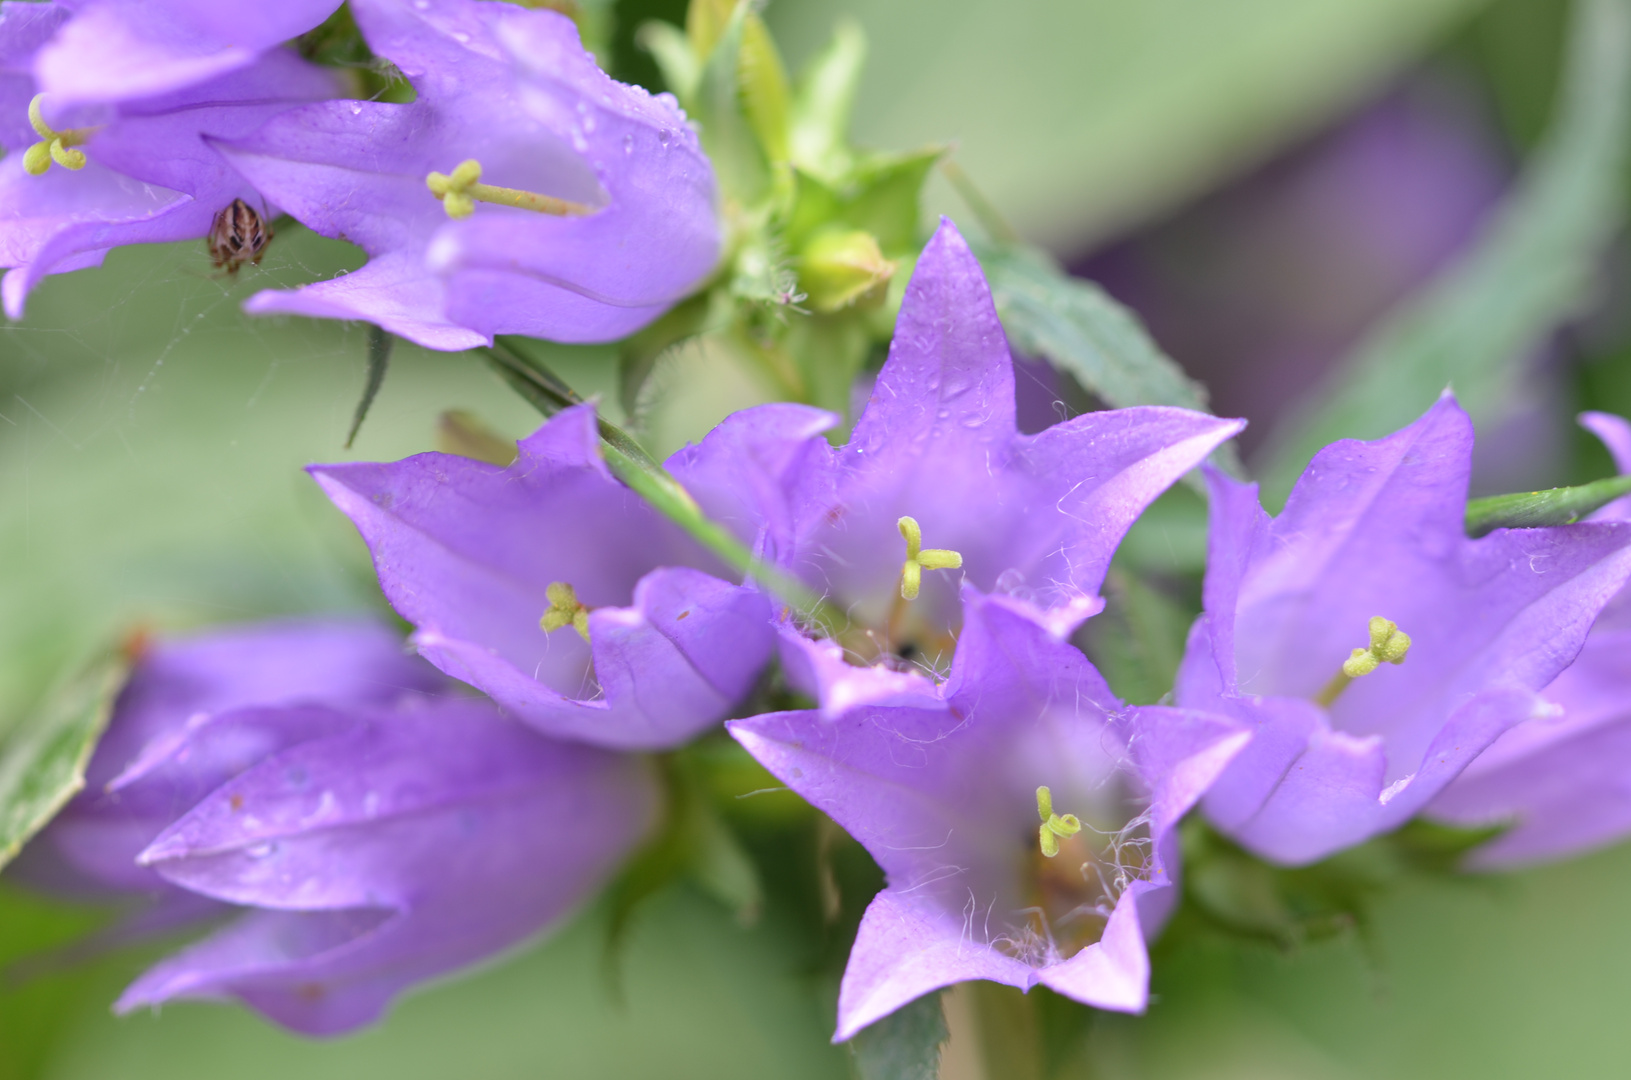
[478,340,843,636]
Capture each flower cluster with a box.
[13,0,1631,1054]
[0,0,718,345]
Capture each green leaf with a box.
[789,18,866,181]
[848,991,947,1080]
[1464,473,1631,537]
[1256,0,1631,502]
[635,20,701,103]
[344,325,394,449]
[692,2,770,204]
[739,13,792,166]
[0,643,131,873]
[973,240,1243,477]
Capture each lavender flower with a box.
[30,0,342,106]
[670,219,1243,716]
[1180,396,1631,865]
[113,694,654,1035]
[15,618,443,906]
[1430,412,1631,866]
[309,403,774,750]
[730,588,1248,1039]
[219,0,719,351]
[0,2,341,318]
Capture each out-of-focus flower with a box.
[0,1,341,318]
[670,218,1243,716]
[15,618,443,908]
[31,0,343,107]
[221,0,719,351]
[113,694,655,1035]
[1181,396,1631,866]
[1430,412,1631,866]
[730,588,1247,1039]
[309,403,774,751]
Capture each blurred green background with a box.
[6,0,1631,1077]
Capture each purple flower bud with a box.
[670,218,1244,717]
[113,695,656,1035]
[730,587,1248,1039]
[308,404,775,750]
[1181,397,1631,865]
[218,0,720,350]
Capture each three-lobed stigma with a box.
[540,581,591,641]
[1316,615,1412,707]
[426,159,595,220]
[896,516,963,601]
[1036,785,1083,859]
[23,94,98,175]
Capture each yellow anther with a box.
[540,581,591,641]
[22,94,98,175]
[896,516,963,601]
[425,159,595,220]
[1035,785,1082,859]
[1317,615,1412,707]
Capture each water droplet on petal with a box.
[246,841,278,860]
[657,128,673,147]
[623,134,634,154]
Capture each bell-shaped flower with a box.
[729,588,1248,1039]
[1430,411,1631,866]
[1180,396,1631,866]
[0,2,341,318]
[29,0,342,107]
[14,618,443,911]
[669,218,1243,717]
[218,0,719,351]
[308,403,774,750]
[111,693,656,1035]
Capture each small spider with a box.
[207,198,272,274]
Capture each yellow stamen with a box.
[540,581,591,641]
[896,516,963,601]
[1315,615,1412,707]
[425,159,594,219]
[23,94,100,175]
[1036,785,1082,859]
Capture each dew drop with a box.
[349,103,362,116]
[246,841,278,860]
[622,134,634,154]
[657,128,673,147]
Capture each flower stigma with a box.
[23,95,100,175]
[540,581,591,641]
[896,516,963,601]
[1035,785,1082,858]
[426,159,594,220]
[1315,615,1412,707]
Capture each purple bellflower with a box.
[0,2,341,318]
[730,588,1248,1040]
[669,219,1243,716]
[1179,396,1631,866]
[1430,412,1631,866]
[30,0,343,107]
[15,619,443,911]
[309,403,774,751]
[112,693,655,1035]
[218,0,719,351]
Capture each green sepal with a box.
[848,990,948,1080]
[635,20,701,103]
[1465,474,1631,537]
[790,17,866,181]
[0,639,134,873]
[691,1,770,204]
[738,12,791,168]
[784,147,944,256]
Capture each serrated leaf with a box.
[1256,0,1631,503]
[974,240,1242,477]
[1464,474,1631,537]
[0,644,131,873]
[849,991,947,1080]
[785,148,943,256]
[790,18,866,181]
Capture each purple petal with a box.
[33,0,342,105]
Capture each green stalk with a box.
[478,340,842,636]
